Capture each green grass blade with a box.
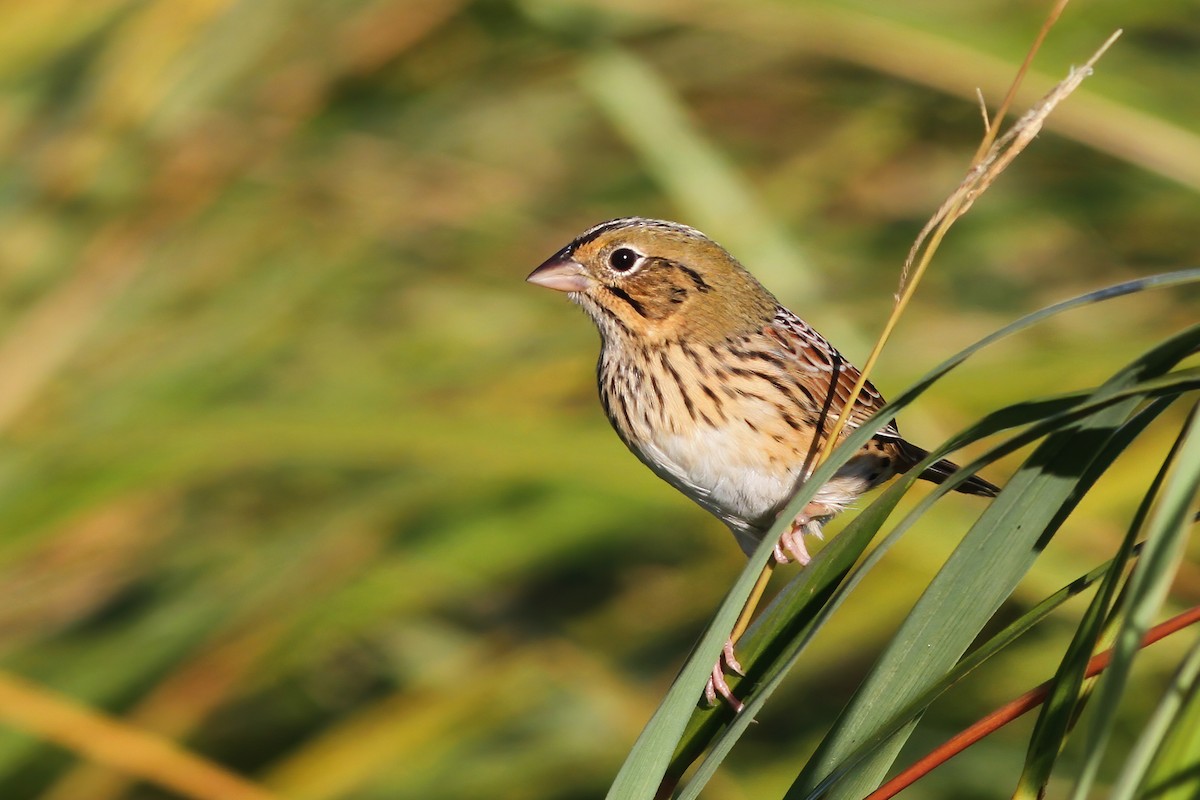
[684,523,1143,800]
[674,367,1198,795]
[767,270,1200,544]
[1012,399,1184,798]
[1123,632,1200,800]
[791,405,1132,799]
[806,396,1176,798]
[788,329,1200,799]
[1071,402,1200,800]
[674,477,911,799]
[608,273,1200,799]
[810,543,1145,798]
[668,384,1188,793]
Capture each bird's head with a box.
[527,217,776,344]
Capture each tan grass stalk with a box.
[0,671,278,800]
[817,21,1122,465]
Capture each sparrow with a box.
[527,217,997,705]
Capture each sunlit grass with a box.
[0,2,1196,799]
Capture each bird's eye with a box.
[608,247,640,272]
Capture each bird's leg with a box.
[702,560,774,713]
[702,504,832,712]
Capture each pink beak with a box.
[526,254,590,293]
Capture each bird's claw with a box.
[705,509,827,711]
[703,639,746,713]
[722,639,744,675]
[772,514,813,565]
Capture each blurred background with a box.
[0,1,1197,798]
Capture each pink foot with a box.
[703,639,746,712]
[772,514,813,565]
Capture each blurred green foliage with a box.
[0,1,1196,798]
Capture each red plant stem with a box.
[866,604,1200,800]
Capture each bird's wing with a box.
[766,305,902,440]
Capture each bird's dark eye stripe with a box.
[674,263,712,293]
[605,284,649,317]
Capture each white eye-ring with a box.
[608,247,642,273]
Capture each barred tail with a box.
[898,440,1000,498]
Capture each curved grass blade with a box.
[769,270,1200,539]
[673,477,911,800]
[788,329,1200,800]
[1069,402,1200,800]
[676,370,1199,796]
[667,383,1188,792]
[811,546,1145,799]
[607,272,1200,799]
[804,396,1178,799]
[680,533,1140,800]
[1118,632,1200,800]
[1013,398,1191,798]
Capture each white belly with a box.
[636,421,798,533]
[629,414,885,555]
